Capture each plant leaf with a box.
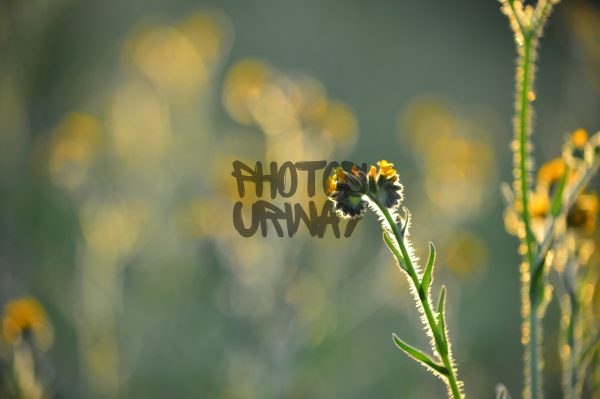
[436,286,449,355]
[437,286,446,321]
[420,242,436,292]
[399,206,411,237]
[383,231,406,271]
[392,334,448,376]
[550,167,568,217]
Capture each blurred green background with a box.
[1,0,600,397]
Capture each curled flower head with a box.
[328,166,368,218]
[567,192,599,235]
[327,160,403,218]
[371,160,403,208]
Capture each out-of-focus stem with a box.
[561,291,579,399]
[514,32,543,399]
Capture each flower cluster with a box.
[326,160,404,219]
[505,129,600,241]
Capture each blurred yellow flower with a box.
[399,96,497,218]
[81,200,147,261]
[571,128,589,147]
[529,191,551,219]
[49,112,102,190]
[178,10,231,65]
[442,231,487,277]
[517,190,550,219]
[317,101,357,144]
[536,157,566,187]
[222,59,357,156]
[109,79,172,168]
[289,76,328,122]
[124,24,207,97]
[2,298,52,349]
[223,58,271,125]
[515,189,551,220]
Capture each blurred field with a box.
[1,0,600,398]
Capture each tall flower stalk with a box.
[499,1,558,398]
[327,161,464,399]
[500,1,600,398]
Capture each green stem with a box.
[517,34,535,270]
[559,257,589,399]
[502,3,559,395]
[515,33,543,399]
[564,293,579,399]
[528,297,541,399]
[371,196,463,399]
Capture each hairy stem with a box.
[371,195,463,399]
[517,37,536,269]
[513,30,544,399]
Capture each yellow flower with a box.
[571,128,588,147]
[529,190,551,219]
[515,189,550,220]
[2,298,48,346]
[537,158,566,187]
[369,165,377,179]
[335,166,347,183]
[326,174,337,195]
[377,159,397,179]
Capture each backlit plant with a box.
[327,161,464,398]
[327,1,600,398]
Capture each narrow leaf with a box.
[420,242,436,292]
[399,206,411,237]
[436,286,446,320]
[530,255,547,305]
[392,334,448,376]
[436,286,449,355]
[550,167,568,217]
[383,231,406,271]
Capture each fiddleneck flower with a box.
[327,160,404,218]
